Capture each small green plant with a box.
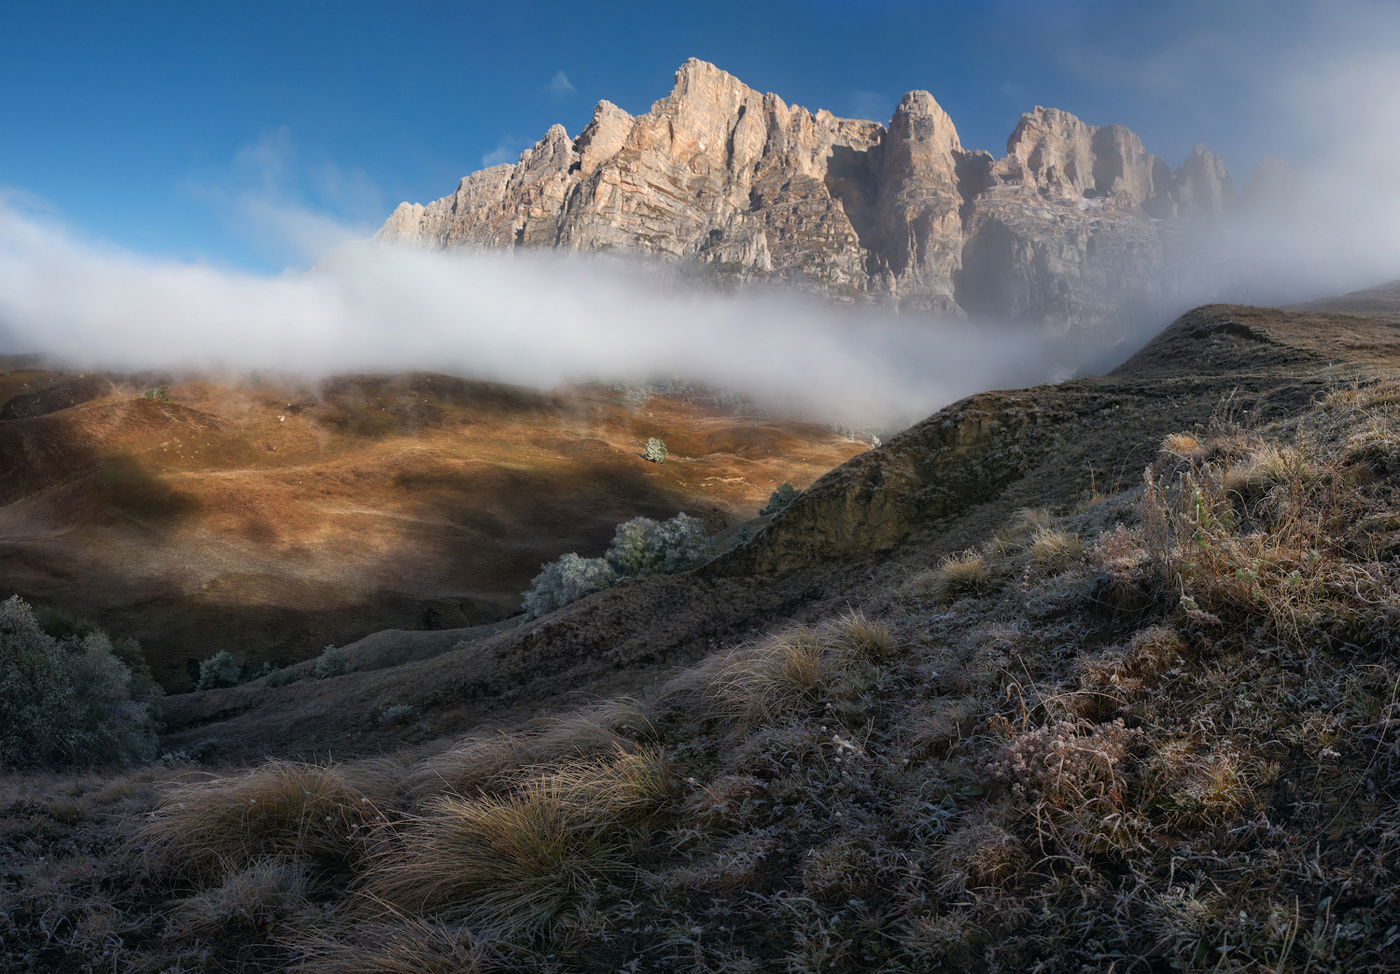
[264,666,298,688]
[196,650,242,690]
[140,387,171,402]
[643,437,668,463]
[760,483,797,516]
[314,645,353,679]
[378,703,417,726]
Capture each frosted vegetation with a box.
[523,513,715,620]
[0,596,162,769]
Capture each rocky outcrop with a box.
[377,59,1241,329]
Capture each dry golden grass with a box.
[1219,442,1320,500]
[139,760,388,880]
[363,746,675,935]
[1160,431,1206,460]
[1026,526,1083,572]
[406,699,658,802]
[295,916,522,974]
[820,610,898,661]
[701,627,836,728]
[929,550,988,599]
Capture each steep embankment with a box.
[160,299,1400,762]
[0,367,863,689]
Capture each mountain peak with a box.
[378,61,1241,331]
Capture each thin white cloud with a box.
[481,139,518,168]
[845,90,893,123]
[547,70,576,98]
[998,80,1027,101]
[190,128,376,268]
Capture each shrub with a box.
[643,437,668,463]
[140,387,171,402]
[264,666,297,688]
[197,650,242,690]
[605,513,714,577]
[760,483,797,516]
[32,606,101,642]
[379,703,417,726]
[0,595,161,769]
[522,554,618,620]
[521,514,716,620]
[315,645,353,679]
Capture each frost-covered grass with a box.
[9,384,1400,971]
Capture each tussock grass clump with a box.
[934,815,1027,893]
[364,746,675,935]
[820,610,898,661]
[907,696,982,755]
[296,916,534,974]
[1085,524,1153,612]
[407,699,656,801]
[1142,742,1252,827]
[926,549,988,600]
[1075,625,1185,697]
[140,760,386,880]
[170,858,312,936]
[701,627,838,728]
[1025,526,1083,573]
[1160,431,1206,460]
[1219,441,1322,501]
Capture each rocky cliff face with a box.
[378,59,1237,330]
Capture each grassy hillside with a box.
[0,368,863,689]
[3,296,1400,971]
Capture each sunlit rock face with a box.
[378,58,1236,330]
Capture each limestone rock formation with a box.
[377,59,1241,329]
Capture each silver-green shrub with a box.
[197,650,242,689]
[522,553,618,620]
[760,483,798,516]
[522,513,717,620]
[264,666,298,688]
[606,513,715,577]
[644,437,668,463]
[314,645,353,679]
[0,595,161,769]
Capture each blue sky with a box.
[2,0,1398,272]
